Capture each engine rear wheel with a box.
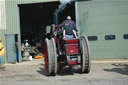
[81,36,90,73]
[51,38,57,75]
[44,38,57,76]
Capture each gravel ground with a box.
[0,59,128,85]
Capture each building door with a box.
[6,34,16,63]
[77,1,128,59]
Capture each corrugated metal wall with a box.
[0,0,58,64]
[78,0,128,59]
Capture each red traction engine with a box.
[44,24,90,76]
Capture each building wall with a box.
[0,0,7,64]
[78,0,128,59]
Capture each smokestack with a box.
[54,10,59,25]
[54,0,74,25]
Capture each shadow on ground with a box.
[57,68,75,76]
[104,63,128,75]
[37,64,77,76]
[36,64,47,76]
[0,66,6,71]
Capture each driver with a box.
[59,16,77,31]
[63,22,77,39]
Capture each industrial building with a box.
[0,0,128,65]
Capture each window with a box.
[123,34,128,39]
[0,0,6,29]
[105,35,116,40]
[88,36,98,41]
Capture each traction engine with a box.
[44,24,90,76]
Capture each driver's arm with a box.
[63,30,66,39]
[73,30,78,38]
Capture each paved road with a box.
[0,59,128,85]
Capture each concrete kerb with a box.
[92,59,128,63]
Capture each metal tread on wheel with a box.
[81,36,91,73]
[44,38,57,76]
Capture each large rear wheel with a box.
[81,36,90,73]
[44,38,57,76]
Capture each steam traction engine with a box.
[44,24,90,76]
